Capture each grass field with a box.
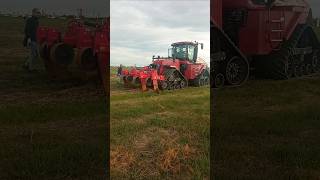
[110,67,210,179]
[0,16,107,179]
[213,72,320,177]
[212,26,320,178]
[2,14,320,180]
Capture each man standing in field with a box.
[117,64,123,76]
[23,8,41,72]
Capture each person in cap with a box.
[23,8,41,72]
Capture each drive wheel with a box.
[225,56,249,86]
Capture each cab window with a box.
[188,45,195,61]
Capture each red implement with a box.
[121,41,209,92]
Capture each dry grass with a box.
[110,68,210,179]
[111,146,136,173]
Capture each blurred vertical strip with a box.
[105,1,110,179]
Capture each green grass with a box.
[0,16,107,179]
[213,77,320,179]
[110,70,210,179]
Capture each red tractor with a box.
[121,41,210,91]
[37,18,109,92]
[211,0,320,87]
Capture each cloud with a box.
[110,0,210,66]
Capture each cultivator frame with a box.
[122,67,165,92]
[36,17,109,92]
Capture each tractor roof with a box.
[171,41,198,46]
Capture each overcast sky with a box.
[110,0,210,66]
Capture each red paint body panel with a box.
[36,27,48,44]
[238,6,309,55]
[47,28,61,46]
[212,0,223,27]
[36,27,61,47]
[211,0,311,55]
[76,28,93,48]
[184,63,207,80]
[153,58,207,80]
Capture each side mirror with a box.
[200,43,204,50]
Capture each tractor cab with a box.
[170,42,203,63]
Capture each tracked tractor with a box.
[121,41,209,92]
[211,0,320,88]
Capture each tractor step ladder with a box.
[269,11,286,49]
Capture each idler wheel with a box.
[180,80,187,89]
[159,81,168,90]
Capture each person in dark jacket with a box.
[23,8,41,72]
[117,64,123,76]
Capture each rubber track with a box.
[259,24,320,79]
[163,68,188,88]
